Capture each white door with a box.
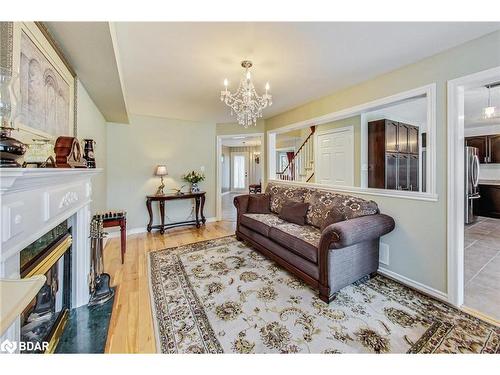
[316,127,354,186]
[231,152,249,191]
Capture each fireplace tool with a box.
[88,217,114,306]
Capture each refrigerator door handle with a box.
[473,154,480,188]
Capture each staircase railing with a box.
[276,126,315,181]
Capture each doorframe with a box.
[447,66,500,307]
[216,132,265,221]
[314,125,355,186]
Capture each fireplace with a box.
[1,168,101,353]
[19,221,72,353]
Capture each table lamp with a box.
[155,165,168,195]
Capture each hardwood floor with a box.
[103,220,236,353]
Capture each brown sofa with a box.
[234,182,395,303]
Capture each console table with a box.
[146,192,206,234]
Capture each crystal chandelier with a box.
[220,60,272,128]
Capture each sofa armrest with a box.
[319,214,395,249]
[233,195,250,215]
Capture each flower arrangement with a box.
[182,170,205,184]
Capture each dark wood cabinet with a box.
[465,136,488,163]
[489,135,500,163]
[368,119,419,191]
[465,134,500,164]
[474,184,500,218]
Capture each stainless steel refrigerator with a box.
[465,146,481,224]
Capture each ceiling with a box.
[366,97,428,130]
[112,22,500,123]
[221,136,261,147]
[465,84,500,128]
[45,22,128,123]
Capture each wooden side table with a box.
[146,192,206,234]
[102,217,127,264]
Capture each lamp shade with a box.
[155,165,168,176]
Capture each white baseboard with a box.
[377,267,449,303]
[106,217,218,238]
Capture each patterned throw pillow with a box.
[265,183,307,215]
[342,196,379,219]
[305,189,379,228]
[304,190,346,228]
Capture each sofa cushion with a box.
[240,213,285,237]
[320,208,345,231]
[342,196,379,220]
[304,190,346,228]
[305,189,379,228]
[247,194,271,214]
[269,222,321,263]
[278,201,309,225]
[265,183,307,215]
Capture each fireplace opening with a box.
[19,221,72,354]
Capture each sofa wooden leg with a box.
[235,233,243,241]
[319,284,330,303]
[369,271,378,279]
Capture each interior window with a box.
[269,89,433,196]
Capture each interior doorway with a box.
[216,133,264,221]
[448,66,500,324]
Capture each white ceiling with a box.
[221,136,261,147]
[112,22,500,123]
[465,84,500,128]
[366,97,428,130]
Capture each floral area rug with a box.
[148,236,499,354]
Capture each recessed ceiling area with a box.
[112,22,500,123]
[221,136,261,147]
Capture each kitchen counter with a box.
[479,179,500,186]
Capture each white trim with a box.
[446,65,500,307]
[378,267,449,303]
[267,179,438,202]
[106,217,219,238]
[314,125,355,187]
[267,83,437,201]
[216,133,264,221]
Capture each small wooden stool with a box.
[95,211,127,264]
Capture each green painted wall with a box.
[264,30,500,294]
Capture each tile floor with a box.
[464,216,500,321]
[221,192,242,222]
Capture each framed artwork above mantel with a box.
[0,21,77,141]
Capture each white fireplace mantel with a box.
[0,167,102,348]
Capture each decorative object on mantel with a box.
[54,136,87,168]
[182,170,205,193]
[220,60,272,128]
[0,126,28,167]
[82,139,96,168]
[23,138,54,167]
[88,217,114,306]
[0,275,46,336]
[154,164,168,195]
[0,67,28,167]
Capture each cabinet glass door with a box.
[409,154,419,191]
[408,126,419,154]
[398,124,409,153]
[385,121,398,152]
[397,154,409,190]
[385,153,398,190]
